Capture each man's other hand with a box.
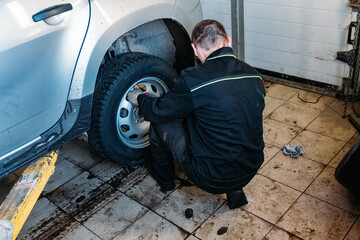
[127,88,143,107]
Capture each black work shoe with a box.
[226,189,248,209]
[147,166,175,192]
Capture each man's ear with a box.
[226,37,232,47]
[191,43,198,57]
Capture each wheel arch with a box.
[70,17,195,101]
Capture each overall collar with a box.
[205,47,237,62]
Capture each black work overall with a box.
[137,47,265,194]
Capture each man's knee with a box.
[149,124,158,143]
[149,123,166,146]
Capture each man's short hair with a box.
[191,19,228,51]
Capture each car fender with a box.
[69,0,202,100]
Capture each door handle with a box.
[32,3,73,22]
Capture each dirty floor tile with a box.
[305,166,360,214]
[263,119,302,148]
[307,108,356,142]
[265,84,299,101]
[259,152,325,191]
[243,175,301,224]
[262,144,281,169]
[114,210,188,240]
[263,96,285,119]
[268,102,321,128]
[329,143,352,168]
[124,174,174,209]
[18,197,72,240]
[47,171,112,217]
[116,166,149,192]
[329,99,353,116]
[345,217,360,240]
[288,90,335,111]
[89,160,147,190]
[153,185,224,233]
[0,173,18,203]
[329,132,360,169]
[264,226,302,240]
[349,132,360,145]
[9,83,360,239]
[89,160,129,182]
[42,156,83,195]
[0,173,17,185]
[0,181,15,205]
[277,194,357,240]
[80,191,148,240]
[13,164,28,177]
[195,204,273,240]
[289,130,346,165]
[47,220,101,240]
[60,139,89,158]
[186,235,200,240]
[65,144,104,170]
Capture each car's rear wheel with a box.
[88,52,177,165]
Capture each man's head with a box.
[191,19,231,62]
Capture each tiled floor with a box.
[1,82,360,239]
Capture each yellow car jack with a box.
[0,151,59,240]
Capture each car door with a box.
[0,0,90,158]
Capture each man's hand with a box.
[127,88,143,107]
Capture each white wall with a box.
[200,0,353,88]
[244,0,353,88]
[200,0,232,37]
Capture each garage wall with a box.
[200,0,232,37]
[244,0,353,88]
[200,0,353,89]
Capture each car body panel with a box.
[69,0,202,100]
[0,0,90,157]
[0,0,201,179]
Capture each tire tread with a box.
[88,52,176,164]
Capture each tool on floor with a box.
[283,144,304,158]
[0,150,59,240]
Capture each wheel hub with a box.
[116,77,168,148]
[133,108,144,123]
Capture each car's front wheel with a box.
[88,52,177,165]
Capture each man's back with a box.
[182,47,265,182]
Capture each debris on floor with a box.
[283,144,305,158]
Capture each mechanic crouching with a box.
[127,19,265,209]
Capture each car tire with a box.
[335,136,360,197]
[88,52,177,165]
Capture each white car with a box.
[0,0,202,179]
